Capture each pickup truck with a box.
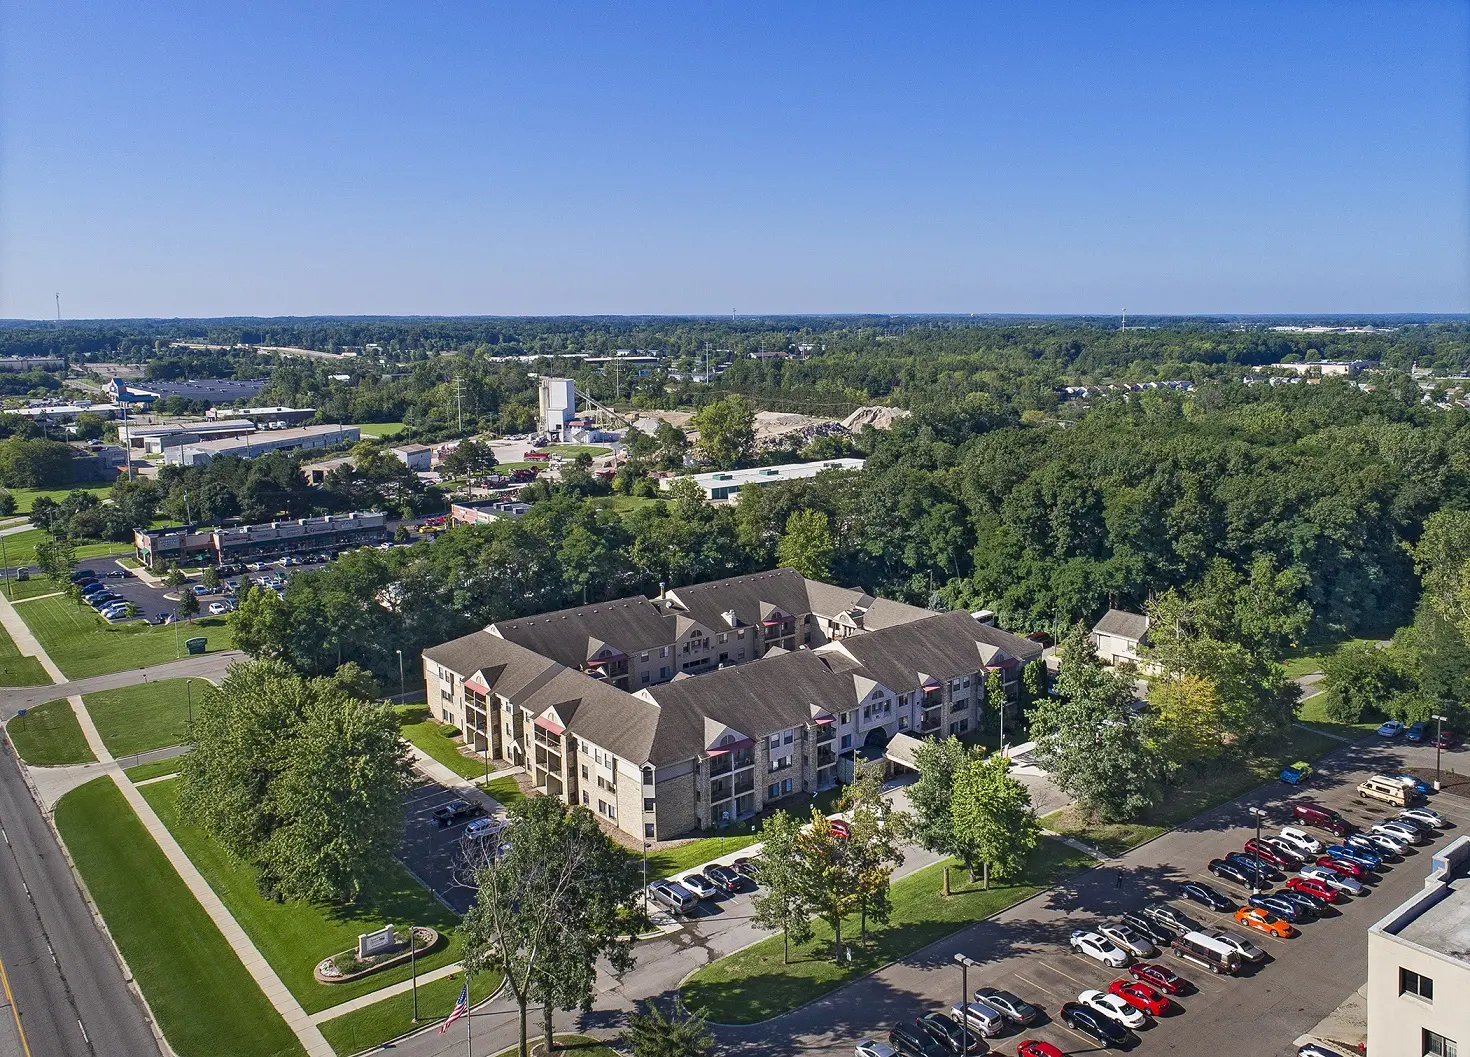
[432,799,485,828]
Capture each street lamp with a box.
[1433,714,1449,790]
[185,679,192,728]
[642,841,650,920]
[1247,807,1266,893]
[953,953,979,1055]
[396,648,405,701]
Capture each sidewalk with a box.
[406,745,508,816]
[0,591,65,682]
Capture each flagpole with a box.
[466,972,472,1057]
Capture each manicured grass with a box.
[55,778,305,1057]
[1296,691,1379,740]
[0,527,128,570]
[5,576,66,600]
[142,780,464,1014]
[483,775,525,809]
[1041,807,1166,856]
[353,421,408,438]
[125,756,187,783]
[681,838,1092,1023]
[5,699,95,765]
[4,483,112,514]
[86,678,196,758]
[0,616,49,686]
[546,444,612,458]
[17,594,233,678]
[398,706,487,780]
[1280,630,1396,679]
[647,833,761,881]
[592,495,664,517]
[318,974,473,1056]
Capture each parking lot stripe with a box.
[1013,972,1062,1000]
[1036,961,1092,988]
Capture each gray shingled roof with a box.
[663,568,816,631]
[859,597,939,631]
[490,597,674,669]
[1091,608,1150,642]
[823,611,1041,693]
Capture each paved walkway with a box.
[0,592,65,682]
[0,651,245,717]
[406,746,508,816]
[309,961,466,1025]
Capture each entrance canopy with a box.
[883,731,926,771]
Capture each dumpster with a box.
[184,637,208,655]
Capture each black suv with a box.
[1120,911,1172,946]
[1060,1002,1134,1049]
[432,799,485,827]
[1179,881,1235,912]
[889,1020,946,1056]
[918,1011,984,1055]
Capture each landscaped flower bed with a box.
[314,926,440,984]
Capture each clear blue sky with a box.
[3,1,1466,318]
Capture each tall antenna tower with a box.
[55,293,61,320]
[451,377,465,435]
[1121,308,1126,333]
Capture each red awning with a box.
[533,715,565,736]
[586,658,607,667]
[921,678,942,691]
[812,714,836,725]
[706,737,754,756]
[761,617,786,626]
[464,676,490,694]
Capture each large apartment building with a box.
[422,568,1041,842]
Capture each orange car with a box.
[1234,906,1297,938]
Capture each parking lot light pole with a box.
[954,953,979,1055]
[1434,714,1449,790]
[396,649,405,701]
[409,922,419,1022]
[185,679,192,727]
[1247,807,1265,893]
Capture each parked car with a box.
[1127,961,1186,994]
[1107,979,1169,1016]
[88,593,120,607]
[1277,888,1330,917]
[1098,923,1158,958]
[972,987,1037,1026]
[1015,1044,1064,1057]
[828,818,851,838]
[1405,721,1428,743]
[1386,813,1436,838]
[1390,773,1433,797]
[1326,843,1382,871]
[104,569,127,579]
[1293,802,1353,836]
[1279,761,1314,785]
[1198,927,1267,963]
[703,865,744,895]
[69,569,96,581]
[431,799,485,827]
[1258,836,1307,864]
[1224,852,1283,883]
[1277,827,1323,856]
[887,1021,946,1057]
[730,857,760,881]
[1179,881,1234,912]
[464,816,506,841]
[679,873,720,901]
[1400,807,1449,829]
[1298,1044,1351,1057]
[79,582,106,596]
[947,1002,1004,1040]
[208,602,231,616]
[1243,839,1293,868]
[1207,858,1255,888]
[918,1011,985,1054]
[855,1041,898,1057]
[1058,1003,1134,1049]
[1433,729,1461,750]
[1078,989,1148,1030]
[191,583,213,597]
[1234,906,1297,938]
[1286,876,1345,904]
[1372,820,1425,846]
[1140,903,1200,936]
[1249,893,1311,922]
[1377,719,1404,738]
[1120,912,1173,947]
[647,881,698,915]
[1348,832,1403,860]
[1298,864,1363,896]
[1069,930,1130,967]
[1317,855,1367,879]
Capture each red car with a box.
[1127,961,1185,994]
[828,819,850,838]
[1243,839,1292,868]
[1286,876,1344,904]
[1016,1043,1065,1057]
[1317,855,1365,879]
[1435,730,1461,750]
[1108,978,1170,1016]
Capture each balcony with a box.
[814,727,835,745]
[815,747,836,768]
[710,779,732,802]
[733,774,755,796]
[919,715,942,733]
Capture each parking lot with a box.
[715,737,1469,1057]
[398,766,500,916]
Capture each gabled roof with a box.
[1092,608,1150,642]
[859,597,939,632]
[423,630,563,705]
[662,569,818,634]
[490,597,674,670]
[819,611,1041,694]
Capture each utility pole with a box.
[451,378,465,436]
[55,293,61,321]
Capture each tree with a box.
[177,589,200,621]
[1319,640,1402,723]
[908,735,983,893]
[202,565,220,590]
[179,659,410,903]
[0,438,73,488]
[1146,671,1224,764]
[0,488,14,517]
[794,810,863,961]
[750,810,814,963]
[33,536,77,585]
[440,438,497,477]
[1021,659,1046,704]
[1028,626,1167,821]
[1414,509,1470,645]
[458,796,643,1057]
[164,562,186,588]
[844,783,904,940]
[775,509,834,581]
[690,396,755,468]
[652,421,690,471]
[950,753,1039,888]
[229,584,290,657]
[624,999,716,1057]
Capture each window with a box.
[645,823,655,838]
[582,791,590,805]
[898,715,909,730]
[1401,968,1435,1001]
[581,765,589,779]
[840,712,850,725]
[769,734,782,749]
[644,798,655,812]
[661,665,671,679]
[660,646,670,658]
[640,651,649,662]
[643,766,655,787]
[641,671,650,684]
[770,754,791,773]
[1424,1030,1457,1057]
[962,676,971,687]
[841,733,853,749]
[768,783,780,799]
[595,750,603,764]
[782,778,791,794]
[718,632,727,644]
[783,732,793,745]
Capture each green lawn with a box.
[398,706,488,780]
[0,527,130,570]
[125,756,188,783]
[546,445,612,458]
[353,421,408,438]
[86,678,196,759]
[5,699,94,766]
[1042,807,1166,857]
[142,780,463,1014]
[17,594,233,678]
[5,576,66,600]
[1280,630,1396,679]
[592,495,664,517]
[484,775,525,809]
[55,778,305,1057]
[0,617,49,686]
[647,833,761,881]
[319,974,478,1056]
[5,483,112,514]
[681,838,1092,1023]
[1296,691,1379,740]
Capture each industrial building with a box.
[119,419,258,453]
[132,511,387,568]
[663,458,866,501]
[161,423,360,466]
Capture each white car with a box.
[1278,827,1322,856]
[1299,864,1363,896]
[1069,930,1130,967]
[679,873,719,900]
[1372,821,1425,846]
[1200,927,1267,963]
[1079,989,1148,1029]
[854,1043,897,1057]
[208,601,231,615]
[1400,807,1449,830]
[1098,923,1158,958]
[1356,831,1409,856]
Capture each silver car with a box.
[1201,927,1266,963]
[1299,864,1363,896]
[1098,922,1159,958]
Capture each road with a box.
[0,738,161,1057]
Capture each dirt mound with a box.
[841,406,911,431]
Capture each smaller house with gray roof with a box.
[1091,608,1150,666]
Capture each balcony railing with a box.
[710,781,732,803]
[734,774,755,796]
[920,716,942,733]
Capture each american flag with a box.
[440,979,469,1034]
